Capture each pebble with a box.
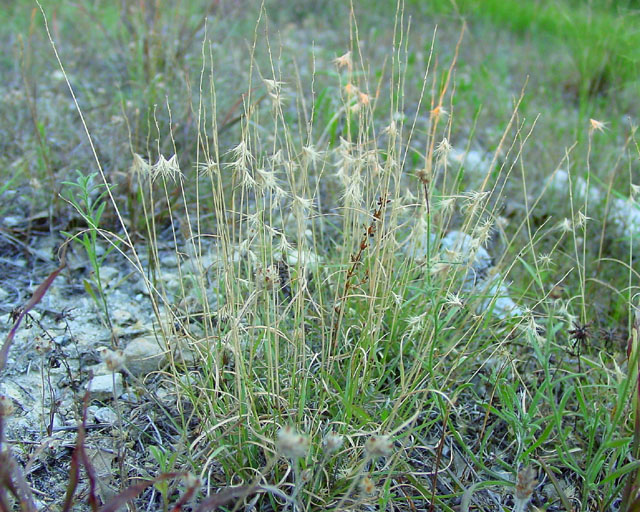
[86,373,123,400]
[112,309,133,326]
[440,230,492,274]
[123,336,165,377]
[94,406,118,425]
[99,265,119,287]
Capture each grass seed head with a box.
[589,118,607,133]
[152,154,183,182]
[435,137,452,167]
[558,217,573,233]
[130,153,151,178]
[334,51,352,71]
[197,158,220,177]
[344,82,359,96]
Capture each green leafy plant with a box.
[61,170,119,333]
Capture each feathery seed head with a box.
[197,158,220,177]
[558,217,573,233]
[430,105,448,121]
[130,153,151,178]
[302,145,324,166]
[589,118,607,133]
[384,120,398,138]
[435,137,452,167]
[537,253,554,269]
[263,79,284,95]
[254,168,279,191]
[152,154,183,182]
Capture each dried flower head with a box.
[100,347,125,372]
[360,475,376,495]
[34,336,54,355]
[0,394,15,417]
[364,434,393,458]
[276,425,309,459]
[323,432,344,454]
[514,466,538,511]
[255,264,281,291]
[416,167,432,185]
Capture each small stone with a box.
[120,392,139,404]
[159,253,179,267]
[94,407,118,425]
[133,279,151,296]
[441,230,492,273]
[86,405,99,422]
[124,337,165,377]
[112,309,133,326]
[99,265,119,287]
[87,374,123,400]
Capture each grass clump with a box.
[0,1,639,511]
